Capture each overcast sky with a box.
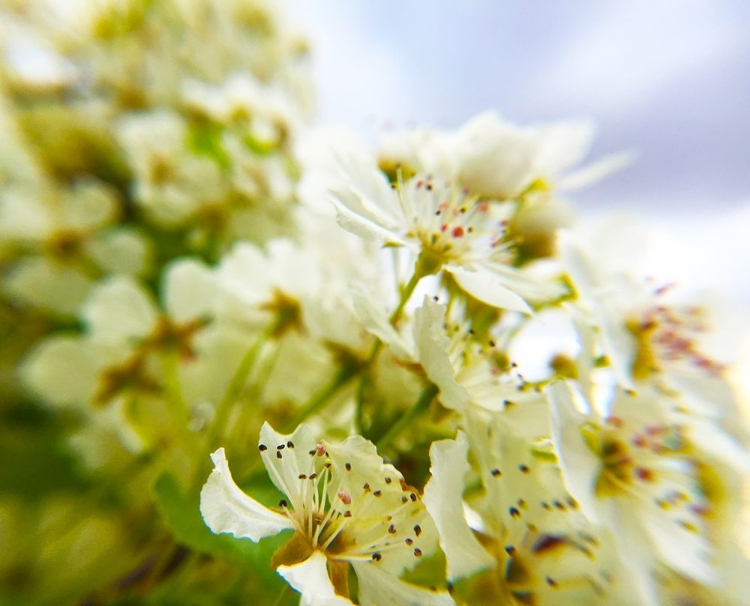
[290,1,750,307]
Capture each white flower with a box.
[329,154,564,312]
[379,111,631,200]
[422,433,495,581]
[559,223,736,388]
[0,179,149,316]
[413,298,541,413]
[22,259,218,414]
[424,418,628,604]
[116,109,225,227]
[182,73,299,148]
[217,236,374,353]
[200,422,453,605]
[547,381,719,605]
[559,227,750,471]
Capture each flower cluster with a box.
[1,2,748,605]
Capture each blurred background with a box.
[291,0,750,309]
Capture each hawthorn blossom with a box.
[21,259,225,453]
[547,381,722,605]
[328,152,565,313]
[559,228,750,469]
[424,422,630,605]
[200,422,453,605]
[378,111,629,201]
[0,179,150,316]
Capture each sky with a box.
[289,1,750,309]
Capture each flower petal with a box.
[4,256,93,317]
[163,258,217,322]
[447,266,532,314]
[277,552,352,606]
[276,551,352,606]
[352,561,454,606]
[87,226,152,276]
[414,299,470,411]
[454,111,537,199]
[82,276,158,343]
[423,433,494,581]
[200,448,293,542]
[546,382,601,525]
[558,151,636,191]
[258,422,319,511]
[20,336,99,407]
[351,285,414,360]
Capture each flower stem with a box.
[375,383,439,451]
[163,351,200,452]
[389,267,423,326]
[286,364,359,430]
[206,329,269,449]
[357,259,427,432]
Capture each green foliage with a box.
[152,472,288,591]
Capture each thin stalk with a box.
[206,329,270,449]
[357,262,425,431]
[375,383,439,451]
[389,268,423,326]
[287,365,359,430]
[163,351,200,452]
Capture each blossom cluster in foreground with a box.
[1,1,748,605]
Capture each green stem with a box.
[287,365,358,430]
[355,371,370,435]
[375,383,439,451]
[389,267,423,326]
[163,351,199,452]
[206,329,269,449]
[357,259,427,432]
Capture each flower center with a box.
[401,177,513,266]
[258,441,431,567]
[628,304,722,379]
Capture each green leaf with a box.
[152,472,287,589]
[0,404,90,499]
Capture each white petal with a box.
[353,561,454,606]
[546,382,601,525]
[62,179,118,230]
[330,192,406,246]
[558,151,636,191]
[217,242,271,307]
[641,505,715,585]
[20,336,98,407]
[331,152,403,225]
[668,372,738,421]
[455,112,537,199]
[558,235,636,389]
[531,119,595,176]
[423,433,494,581]
[4,257,93,317]
[447,267,532,314]
[86,227,152,276]
[163,258,217,322]
[413,299,469,411]
[258,422,319,511]
[606,502,661,606]
[200,448,293,542]
[277,552,352,606]
[83,276,158,343]
[351,285,414,359]
[683,418,750,473]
